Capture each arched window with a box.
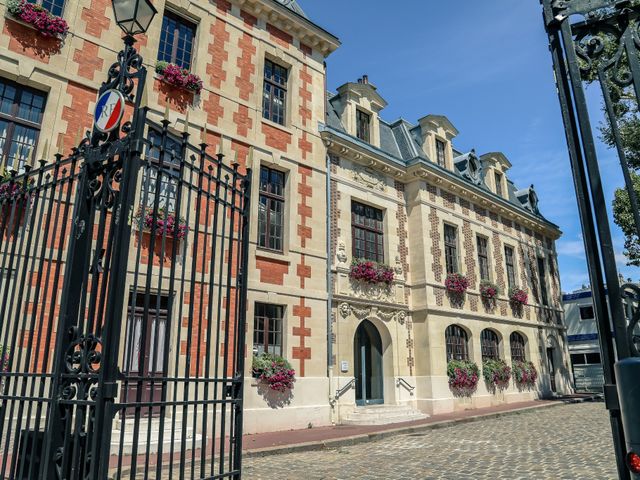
[445,325,469,362]
[510,332,526,362]
[480,329,500,360]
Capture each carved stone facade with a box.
[324,77,572,422]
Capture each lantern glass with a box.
[112,0,157,36]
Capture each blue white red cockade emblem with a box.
[94,89,125,133]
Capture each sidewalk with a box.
[244,395,599,458]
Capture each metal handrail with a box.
[396,377,415,395]
[330,377,356,406]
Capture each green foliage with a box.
[580,19,640,265]
[613,172,640,266]
[6,0,23,16]
[155,61,169,74]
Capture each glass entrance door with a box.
[354,320,384,406]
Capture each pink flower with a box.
[14,1,68,37]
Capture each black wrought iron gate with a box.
[541,1,640,478]
[0,36,251,480]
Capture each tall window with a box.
[494,171,503,197]
[436,139,446,167]
[158,12,196,70]
[0,79,45,171]
[29,0,65,16]
[142,129,181,210]
[444,224,458,274]
[352,201,384,263]
[445,325,469,361]
[504,246,516,289]
[253,303,283,356]
[510,332,526,362]
[258,166,285,251]
[537,256,549,306]
[263,59,288,125]
[477,236,490,281]
[356,110,370,142]
[481,329,500,360]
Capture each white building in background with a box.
[563,281,637,392]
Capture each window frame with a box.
[509,332,526,362]
[537,256,549,306]
[435,138,446,167]
[351,200,385,263]
[494,171,503,197]
[504,245,516,290]
[157,11,197,70]
[480,329,500,361]
[141,128,182,211]
[0,78,46,171]
[443,223,458,274]
[262,58,289,126]
[257,166,286,252]
[356,109,371,142]
[253,302,284,356]
[476,235,490,281]
[30,0,66,16]
[579,305,595,321]
[445,325,469,362]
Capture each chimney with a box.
[357,77,362,84]
[362,74,369,84]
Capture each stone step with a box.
[342,404,429,426]
[111,419,203,455]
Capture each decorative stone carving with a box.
[336,239,348,266]
[352,166,385,191]
[350,279,395,302]
[338,302,406,323]
[394,255,403,279]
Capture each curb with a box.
[244,400,570,458]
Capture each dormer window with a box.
[356,109,370,142]
[495,172,503,197]
[436,139,446,167]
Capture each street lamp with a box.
[112,0,157,36]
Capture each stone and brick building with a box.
[0,0,570,437]
[322,77,572,424]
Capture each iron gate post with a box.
[541,1,640,478]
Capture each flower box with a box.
[134,206,188,240]
[155,61,203,95]
[349,259,394,285]
[479,280,499,304]
[445,272,469,294]
[508,287,528,307]
[483,359,512,390]
[6,0,68,38]
[512,360,537,389]
[252,352,296,392]
[447,359,479,396]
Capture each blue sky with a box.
[300,0,639,292]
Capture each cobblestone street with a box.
[244,402,616,479]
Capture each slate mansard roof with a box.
[273,0,307,18]
[324,92,557,229]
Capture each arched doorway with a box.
[354,320,384,406]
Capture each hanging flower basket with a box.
[447,359,479,396]
[483,359,512,390]
[349,259,394,285]
[512,360,538,389]
[508,287,528,307]
[155,61,203,95]
[6,0,69,38]
[445,272,469,295]
[134,206,188,239]
[479,280,499,302]
[252,352,296,392]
